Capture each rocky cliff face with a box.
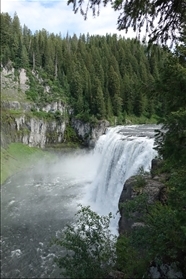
[1,67,29,96]
[1,67,108,149]
[1,100,67,148]
[15,115,66,148]
[2,102,109,149]
[1,102,109,149]
[71,118,110,147]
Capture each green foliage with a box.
[1,12,167,123]
[143,203,185,260]
[155,36,186,162]
[168,169,186,212]
[64,124,80,144]
[155,109,186,167]
[116,234,149,279]
[31,110,53,120]
[134,176,146,190]
[53,205,116,279]
[133,91,144,117]
[118,34,186,278]
[133,168,148,190]
[25,89,39,102]
[156,55,186,115]
[122,193,149,220]
[117,196,186,278]
[125,114,158,124]
[53,110,66,122]
[118,144,186,278]
[135,204,185,271]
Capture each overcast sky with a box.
[1,0,138,38]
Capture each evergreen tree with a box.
[20,45,29,68]
[92,77,106,119]
[108,65,121,115]
[133,89,144,117]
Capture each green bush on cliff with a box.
[64,124,81,144]
[53,205,116,279]
[116,233,149,279]
[116,195,186,278]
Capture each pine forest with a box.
[1,12,169,124]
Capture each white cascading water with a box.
[83,125,158,233]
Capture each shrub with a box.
[53,205,116,279]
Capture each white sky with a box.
[1,0,138,38]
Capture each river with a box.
[1,124,160,278]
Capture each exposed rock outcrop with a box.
[16,116,66,148]
[19,68,30,91]
[118,160,166,234]
[1,67,29,94]
[71,118,110,147]
[42,101,66,114]
[2,102,109,148]
[2,113,66,148]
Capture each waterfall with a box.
[1,124,159,278]
[83,125,158,233]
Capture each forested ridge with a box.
[1,12,168,123]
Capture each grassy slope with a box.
[1,143,57,185]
